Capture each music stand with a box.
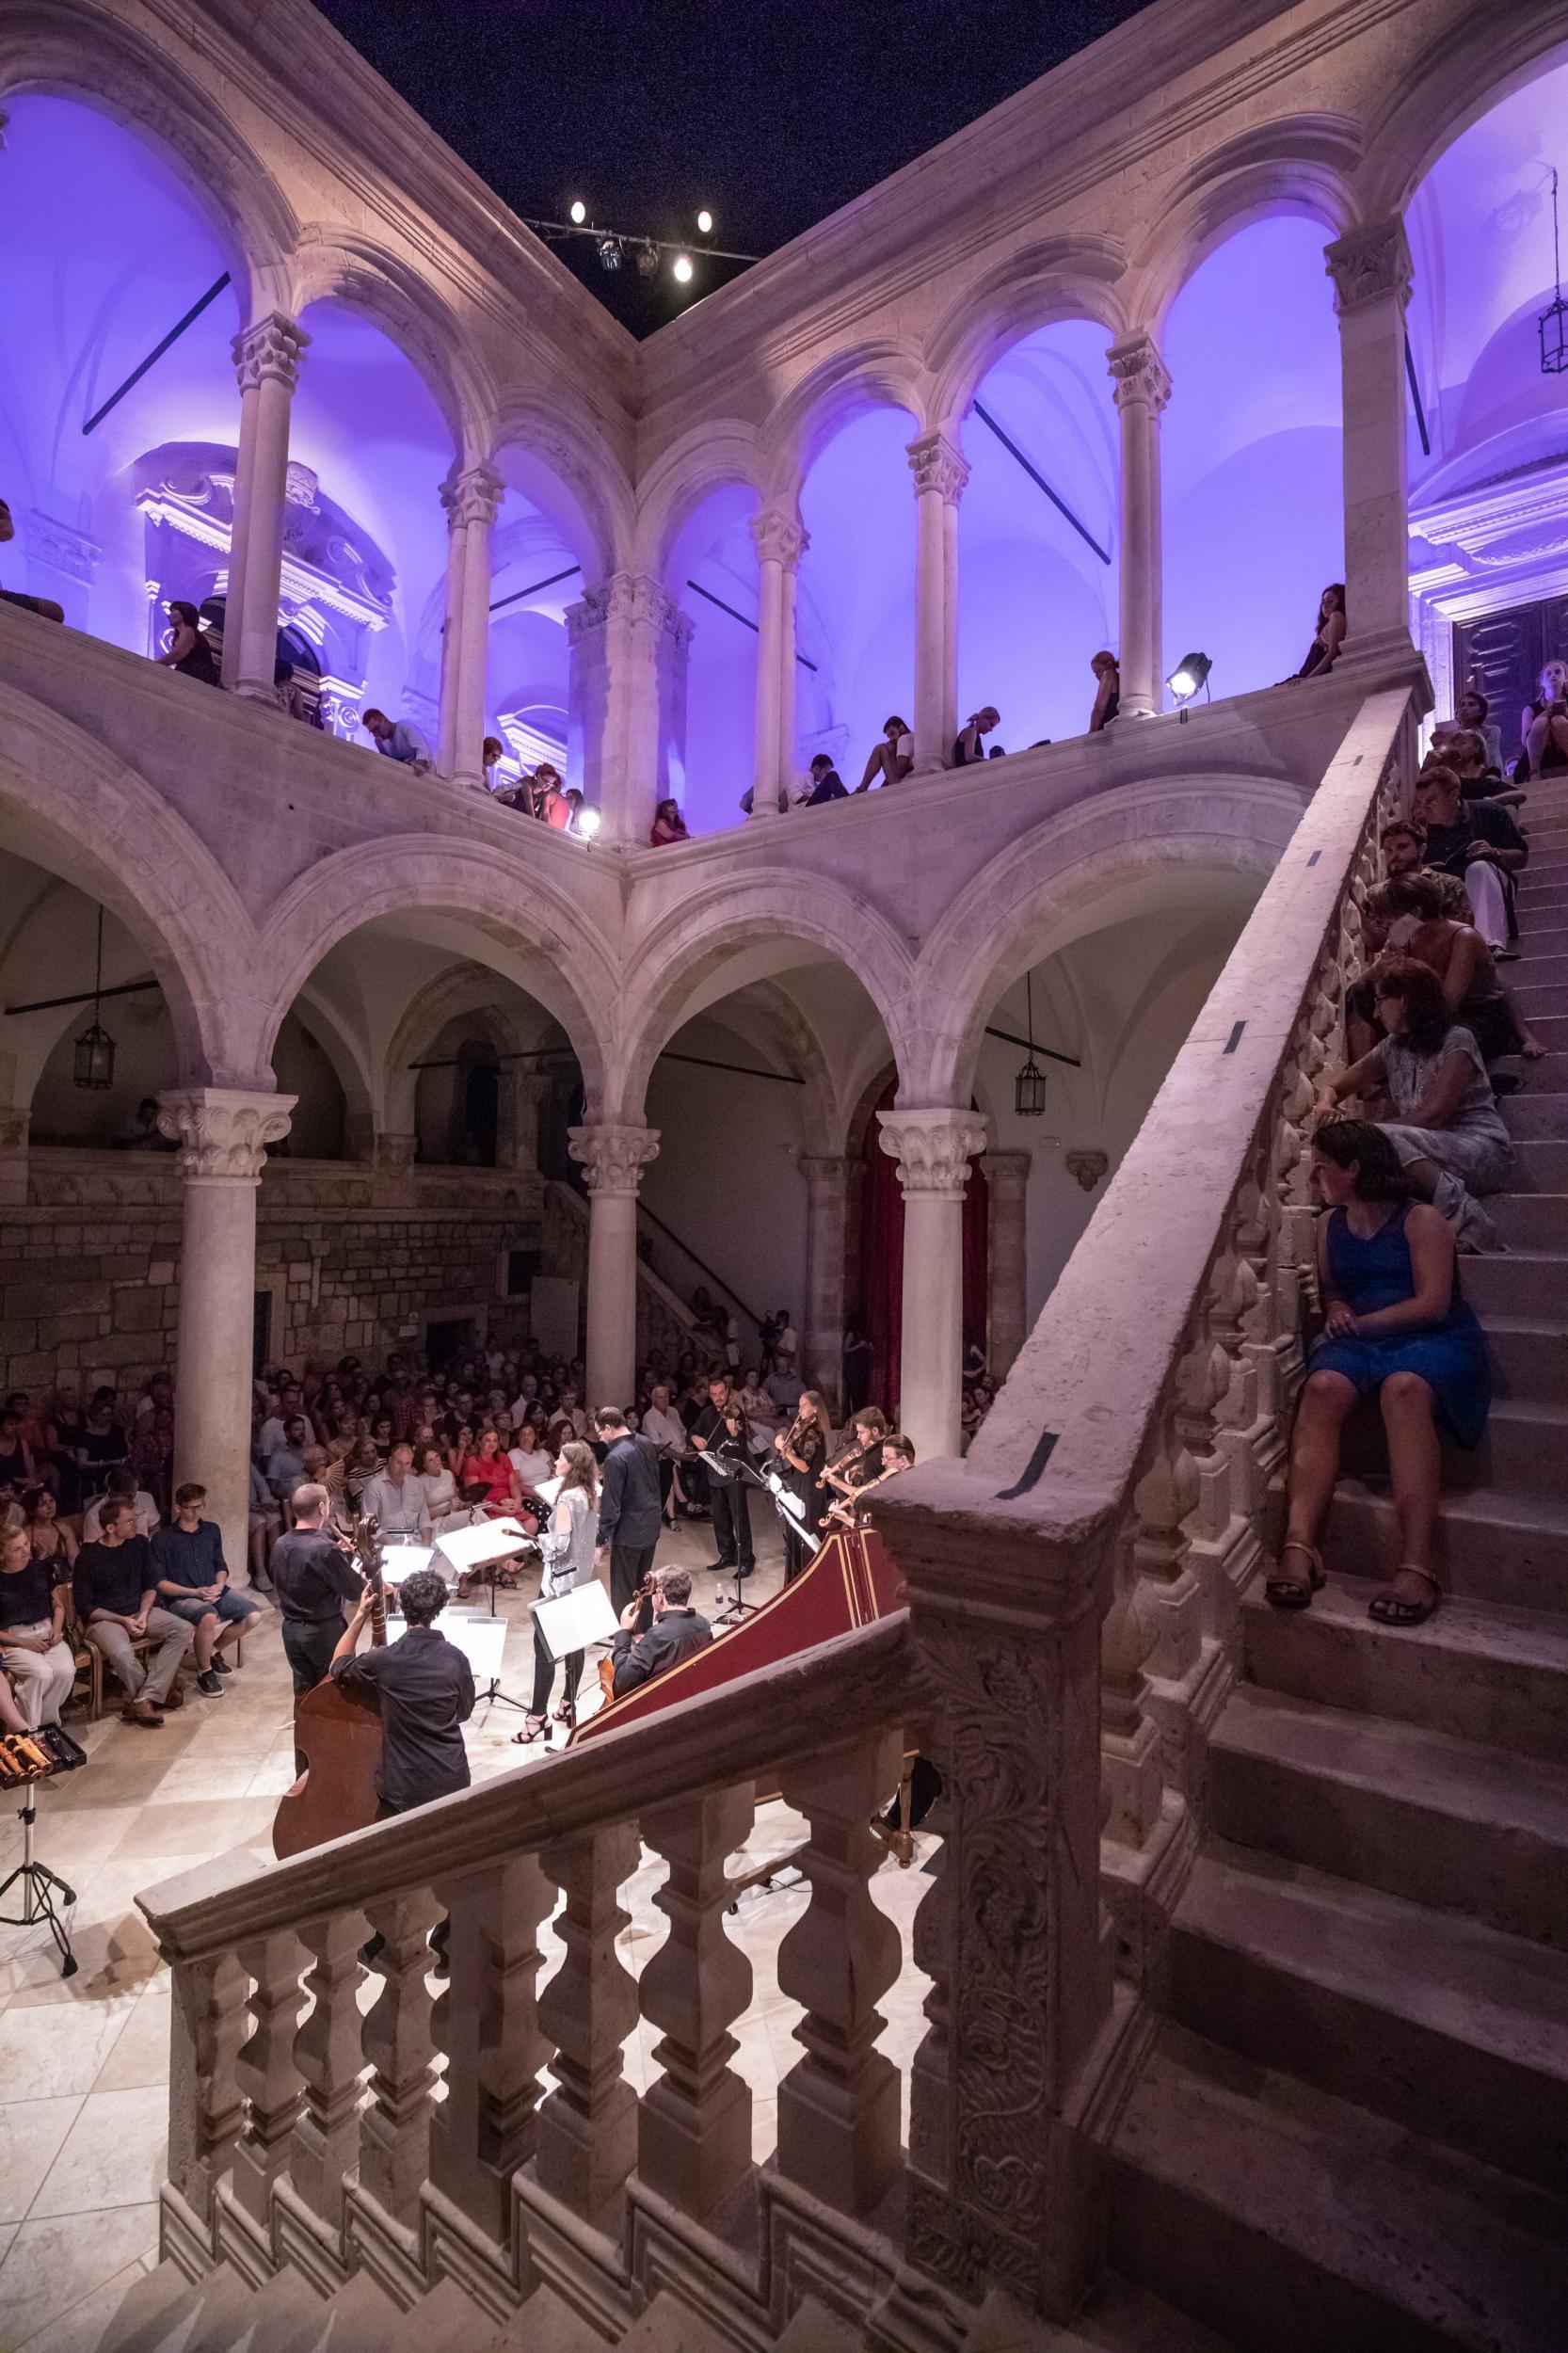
[706,1453,776,1625]
[531,1582,619,1738]
[433,1519,533,1713]
[0,1764,76,1979]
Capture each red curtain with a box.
[856,1081,989,1424]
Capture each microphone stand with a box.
[707,1449,773,1625]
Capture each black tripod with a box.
[0,1782,76,1978]
[710,1455,775,1625]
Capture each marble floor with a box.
[0,1511,934,2351]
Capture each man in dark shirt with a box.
[802,755,848,806]
[151,1481,261,1695]
[1413,765,1527,953]
[332,1566,474,1974]
[268,1482,362,1696]
[72,1497,195,1725]
[593,1407,662,1614]
[688,1376,755,1576]
[610,1566,713,1697]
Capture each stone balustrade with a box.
[134,685,1413,2343]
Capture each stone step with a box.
[1110,2024,1568,2353]
[1512,1137,1568,1189]
[1499,1093,1568,1140]
[1462,1247,1568,1314]
[1240,1572,1568,1764]
[1324,1479,1568,1615]
[1481,1309,1568,1397]
[1171,1842,1568,2194]
[1521,1012,1568,1050]
[92,2261,250,2353]
[1516,882,1568,919]
[1208,1685,1568,1945]
[1512,959,1568,1009]
[1044,2274,1240,2353]
[1480,1188,1567,1247]
[1445,1398,1568,1498]
[1496,1050,1568,1088]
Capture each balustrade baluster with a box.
[536,1825,640,2220]
[231,1931,307,2234]
[289,1909,368,2238]
[637,1784,755,2219]
[166,1951,249,2245]
[775,1731,904,2217]
[358,1888,441,2226]
[431,1853,552,2247]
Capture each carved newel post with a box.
[158,1087,295,1576]
[907,431,970,773]
[750,508,808,817]
[876,1107,988,1463]
[568,1123,659,1418]
[223,314,310,696]
[1326,217,1415,651]
[1107,332,1172,720]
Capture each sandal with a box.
[511,1715,551,1745]
[1265,1539,1324,1610]
[552,1699,576,1726]
[1368,1563,1440,1628]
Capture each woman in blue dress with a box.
[1268,1120,1490,1628]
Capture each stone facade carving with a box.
[907,431,971,505]
[568,1122,659,1197]
[25,510,101,585]
[1064,1147,1110,1192]
[565,569,693,648]
[156,1089,295,1183]
[749,507,809,570]
[876,1107,988,1194]
[1108,333,1172,414]
[232,312,309,395]
[1325,217,1414,315]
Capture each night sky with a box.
[314,0,1152,336]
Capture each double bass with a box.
[272,1515,387,1859]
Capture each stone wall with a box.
[0,1150,551,1398]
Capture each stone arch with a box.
[923,236,1131,435]
[0,3,298,315]
[487,387,635,584]
[0,680,261,1084]
[250,837,616,1113]
[905,775,1304,1104]
[632,422,769,584]
[290,980,376,1140]
[290,230,486,459]
[1128,120,1361,335]
[613,878,920,1124]
[763,340,930,503]
[1359,2,1568,220]
[381,964,554,1139]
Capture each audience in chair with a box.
[0,1522,74,1731]
[72,1497,196,1726]
[150,1481,261,1694]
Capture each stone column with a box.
[800,1154,849,1407]
[982,1147,1031,1381]
[568,1123,659,1413]
[1326,216,1414,649]
[566,573,692,844]
[158,1087,295,1572]
[876,1107,988,1463]
[437,466,504,787]
[1108,331,1172,721]
[749,508,808,819]
[907,431,969,773]
[222,314,309,698]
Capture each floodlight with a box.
[672,253,694,284]
[696,209,713,235]
[568,199,587,225]
[576,807,602,840]
[1166,652,1212,703]
[598,235,622,271]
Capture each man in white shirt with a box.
[857,715,914,792]
[362,709,433,774]
[83,1484,160,1542]
[258,1382,315,1458]
[358,1443,433,1542]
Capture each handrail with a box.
[546,1178,697,1334]
[635,1200,766,1333]
[136,1610,918,1961]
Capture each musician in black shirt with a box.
[610,1566,713,1697]
[688,1376,755,1576]
[330,1568,474,1813]
[268,1483,361,1694]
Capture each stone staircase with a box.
[1108,779,1568,2349]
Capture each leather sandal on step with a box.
[1265,1539,1325,1610]
[1368,1563,1440,1627]
[511,1714,550,1745]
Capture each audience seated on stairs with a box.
[1412,763,1527,958]
[1354,875,1537,1064]
[1269,1120,1490,1631]
[1315,954,1516,1251]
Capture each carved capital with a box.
[1108,333,1172,415]
[568,1122,659,1197]
[1064,1148,1110,1193]
[156,1088,296,1183]
[907,430,970,505]
[232,312,308,395]
[374,1130,417,1175]
[876,1107,988,1195]
[1325,217,1413,315]
[440,464,504,534]
[750,507,809,570]
[565,570,686,647]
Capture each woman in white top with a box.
[507,1420,555,1494]
[514,1440,599,1745]
[413,1441,470,1538]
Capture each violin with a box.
[272,1515,386,1860]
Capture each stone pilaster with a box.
[437,464,504,787]
[876,1107,988,1461]
[982,1147,1030,1379]
[1108,332,1171,721]
[1326,217,1415,648]
[566,571,693,844]
[223,314,309,697]
[907,431,969,773]
[800,1153,850,1407]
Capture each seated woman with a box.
[1088,649,1120,732]
[952,706,1001,765]
[157,600,220,686]
[458,1426,520,1521]
[1455,687,1504,776]
[1355,875,1542,1064]
[1291,583,1346,680]
[1518,657,1568,783]
[1314,955,1516,1251]
[857,715,914,792]
[0,1521,75,1730]
[413,1440,470,1537]
[24,1485,77,1572]
[649,797,689,845]
[1270,1120,1488,1628]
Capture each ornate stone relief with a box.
[568,1123,660,1196]
[232,312,309,395]
[876,1108,988,1194]
[749,507,809,570]
[156,1090,296,1183]
[907,433,970,504]
[1325,218,1413,315]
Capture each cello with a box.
[272,1514,387,1860]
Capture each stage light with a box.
[576,807,601,840]
[672,252,694,284]
[568,199,587,225]
[1167,651,1212,703]
[635,241,659,279]
[696,209,713,235]
[598,235,622,271]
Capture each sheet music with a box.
[433,1517,532,1574]
[531,1582,619,1659]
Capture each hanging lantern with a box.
[72,906,116,1091]
[1014,969,1048,1117]
[1541,168,1568,377]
